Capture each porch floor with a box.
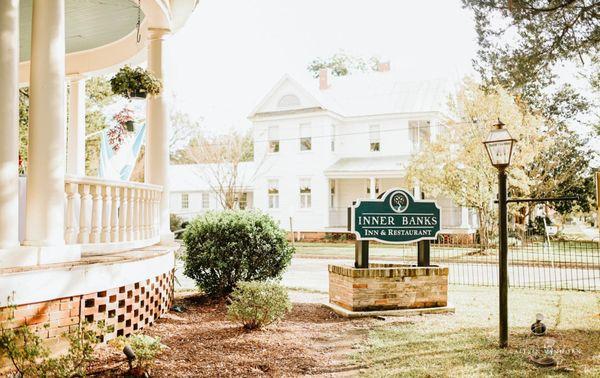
[0,243,179,275]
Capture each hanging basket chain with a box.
[136,0,142,43]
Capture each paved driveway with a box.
[176,257,600,292]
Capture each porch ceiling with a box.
[19,0,142,62]
[324,155,409,178]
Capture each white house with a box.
[170,64,477,234]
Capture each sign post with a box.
[417,240,430,266]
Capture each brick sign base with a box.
[328,264,448,312]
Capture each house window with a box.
[300,124,312,151]
[201,192,209,208]
[409,120,431,152]
[278,94,300,108]
[181,193,189,209]
[299,178,312,208]
[369,125,380,152]
[268,180,279,209]
[268,126,280,153]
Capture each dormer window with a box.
[278,94,300,108]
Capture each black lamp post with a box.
[483,119,517,348]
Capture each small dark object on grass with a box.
[170,305,186,313]
[529,356,556,367]
[123,344,136,369]
[531,313,547,336]
[373,316,386,321]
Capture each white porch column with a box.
[67,76,86,176]
[24,0,74,258]
[369,177,376,199]
[0,0,20,249]
[145,28,172,241]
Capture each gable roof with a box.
[250,71,451,119]
[248,74,325,118]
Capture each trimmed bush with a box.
[227,281,292,330]
[183,210,295,297]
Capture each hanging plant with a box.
[107,124,127,152]
[114,107,135,132]
[110,65,162,99]
[107,107,136,151]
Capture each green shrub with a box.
[0,308,99,377]
[183,210,295,297]
[110,334,166,373]
[43,324,99,377]
[227,281,292,330]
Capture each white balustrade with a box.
[64,176,162,252]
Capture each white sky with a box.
[165,0,479,133]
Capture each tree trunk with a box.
[477,208,489,251]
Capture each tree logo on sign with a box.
[390,191,409,213]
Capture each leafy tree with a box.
[84,77,117,175]
[526,126,596,214]
[406,78,547,247]
[307,51,380,78]
[462,0,599,128]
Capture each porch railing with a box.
[64,175,162,253]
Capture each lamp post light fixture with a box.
[483,119,517,348]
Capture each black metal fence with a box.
[371,235,600,291]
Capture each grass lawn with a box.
[356,286,600,377]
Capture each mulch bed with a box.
[87,293,375,377]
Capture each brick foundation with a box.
[0,270,174,343]
[328,264,448,311]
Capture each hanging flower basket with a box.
[110,65,162,100]
[108,107,136,151]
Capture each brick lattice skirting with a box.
[0,270,174,343]
[329,264,448,311]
